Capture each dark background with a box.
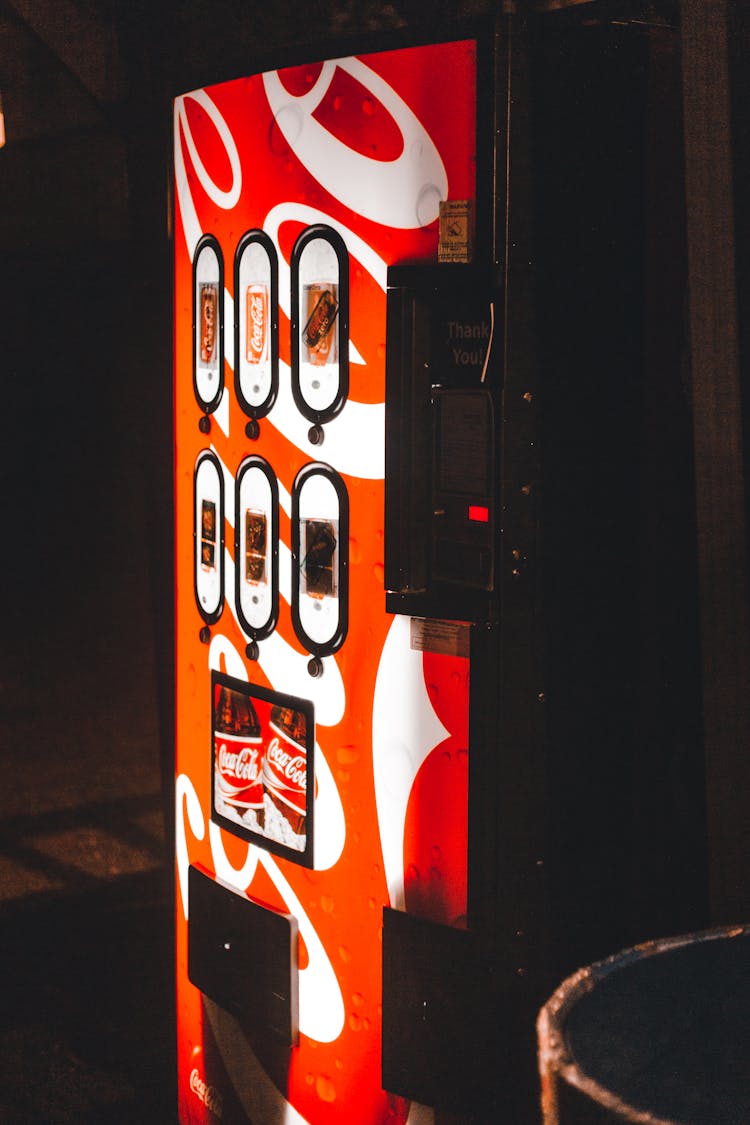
[0,0,747,1121]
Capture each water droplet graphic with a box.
[320,895,334,914]
[316,1076,336,1103]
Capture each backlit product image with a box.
[199,283,218,366]
[245,284,268,366]
[200,500,216,571]
[213,682,264,829]
[234,229,278,416]
[244,509,267,585]
[302,518,337,598]
[303,283,338,365]
[210,673,314,865]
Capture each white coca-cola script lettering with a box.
[218,743,261,783]
[267,737,307,789]
[248,293,265,358]
[190,1068,224,1117]
[262,57,447,229]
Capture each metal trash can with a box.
[537,924,750,1124]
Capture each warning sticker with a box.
[438,200,473,263]
[410,617,470,658]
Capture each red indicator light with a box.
[468,504,490,523]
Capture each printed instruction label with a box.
[438,199,473,263]
[410,617,470,658]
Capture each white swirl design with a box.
[372,616,449,911]
[258,850,345,1043]
[263,58,447,229]
[175,773,206,920]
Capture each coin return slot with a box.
[188,865,299,1046]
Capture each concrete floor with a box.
[0,554,175,1123]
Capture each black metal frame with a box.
[193,448,225,625]
[290,224,350,426]
[234,455,280,642]
[290,461,349,658]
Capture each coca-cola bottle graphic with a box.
[263,705,308,846]
[214,686,265,828]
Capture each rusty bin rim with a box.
[536,922,750,1125]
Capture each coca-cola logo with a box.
[190,1068,223,1117]
[266,737,306,789]
[218,742,261,783]
[248,291,265,359]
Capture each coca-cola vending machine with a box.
[174,18,541,1122]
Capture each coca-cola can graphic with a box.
[214,685,265,828]
[199,282,218,366]
[263,705,308,846]
[302,283,338,366]
[245,283,268,365]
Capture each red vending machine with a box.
[174,22,532,1122]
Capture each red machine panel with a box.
[174,40,476,1124]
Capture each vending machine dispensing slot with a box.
[385,265,499,622]
[187,865,299,1046]
[210,672,315,867]
[193,234,224,415]
[381,908,496,1114]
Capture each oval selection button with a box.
[235,456,279,641]
[291,463,349,657]
[194,449,224,623]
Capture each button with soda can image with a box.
[301,519,337,598]
[200,499,217,571]
[199,282,218,365]
[302,284,338,365]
